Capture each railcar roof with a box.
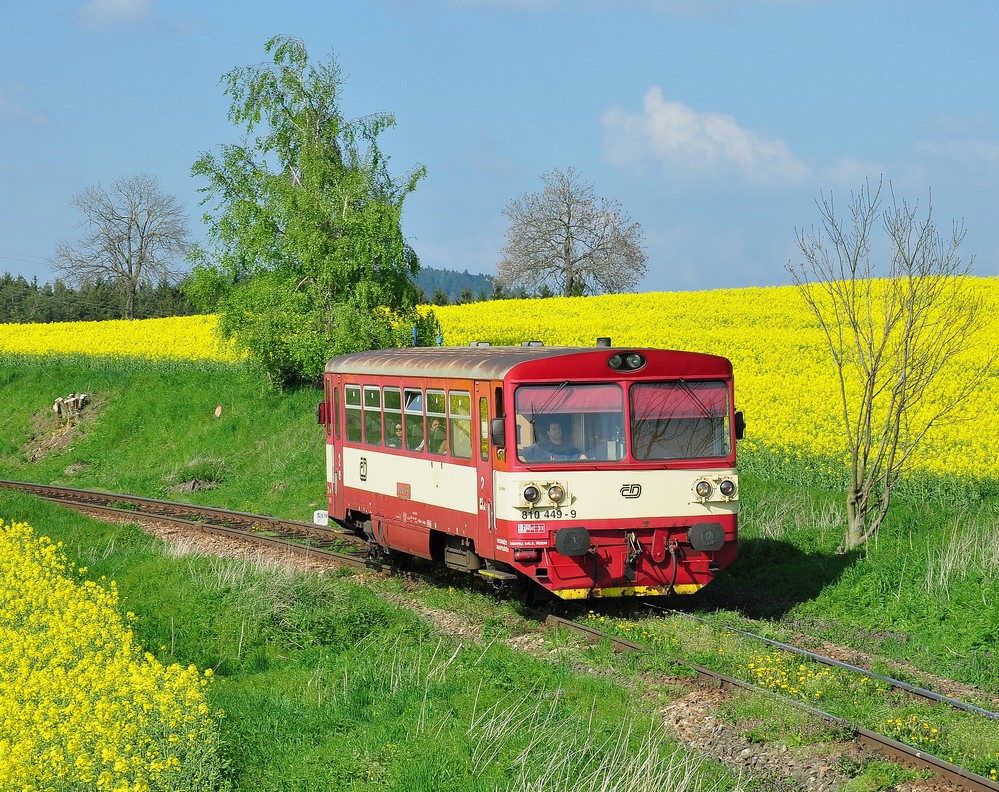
[324,345,728,381]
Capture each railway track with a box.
[0,479,375,570]
[3,479,998,790]
[530,610,999,791]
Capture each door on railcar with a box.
[473,381,497,559]
[326,374,345,521]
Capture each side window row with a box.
[343,384,472,459]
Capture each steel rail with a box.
[645,603,999,721]
[0,479,375,565]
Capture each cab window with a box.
[630,381,731,460]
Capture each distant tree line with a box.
[414,266,569,305]
[1,265,579,325]
[0,273,197,324]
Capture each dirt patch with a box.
[167,479,218,494]
[24,394,103,463]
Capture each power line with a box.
[0,250,52,267]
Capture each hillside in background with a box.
[2,277,997,491]
[414,266,494,303]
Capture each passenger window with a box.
[404,388,425,452]
[449,391,472,459]
[384,387,403,450]
[426,390,447,455]
[363,386,382,446]
[345,385,362,443]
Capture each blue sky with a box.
[2,0,997,293]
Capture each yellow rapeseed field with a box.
[432,277,999,481]
[0,518,224,791]
[0,278,995,479]
[0,314,242,363]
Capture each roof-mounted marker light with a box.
[608,352,647,372]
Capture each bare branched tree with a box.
[53,174,189,319]
[789,178,987,551]
[497,167,647,297]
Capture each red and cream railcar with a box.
[318,343,743,599]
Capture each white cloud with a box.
[602,86,810,188]
[75,0,154,31]
[917,137,999,169]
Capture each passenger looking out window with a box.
[386,421,403,449]
[427,390,448,455]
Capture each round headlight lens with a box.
[608,354,623,370]
[719,479,736,497]
[694,480,713,499]
[625,353,645,370]
[548,484,565,503]
[523,485,541,504]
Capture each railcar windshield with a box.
[515,383,625,462]
[630,380,731,460]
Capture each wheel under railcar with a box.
[318,343,743,599]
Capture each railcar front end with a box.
[492,350,740,598]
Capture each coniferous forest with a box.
[0,273,198,324]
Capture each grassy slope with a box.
[0,359,739,791]
[2,358,998,785]
[2,358,996,682]
[0,359,325,519]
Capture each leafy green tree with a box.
[187,35,434,384]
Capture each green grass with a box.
[3,356,999,788]
[0,488,736,791]
[0,358,324,519]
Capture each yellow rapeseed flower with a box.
[0,517,225,790]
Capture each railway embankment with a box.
[1,357,998,789]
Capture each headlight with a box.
[547,484,565,503]
[625,353,645,369]
[523,485,541,504]
[694,480,713,499]
[719,479,736,498]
